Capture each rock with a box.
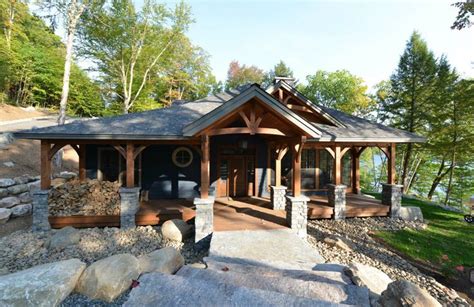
[0,188,8,198]
[323,235,352,252]
[19,191,33,203]
[161,219,192,242]
[0,208,12,224]
[399,207,424,222]
[138,247,185,274]
[58,171,77,180]
[75,253,141,302]
[3,161,14,168]
[49,226,81,249]
[0,196,20,208]
[345,262,393,304]
[0,267,9,276]
[13,175,30,185]
[27,180,41,194]
[0,258,86,306]
[11,203,32,217]
[7,184,29,195]
[189,263,207,269]
[378,280,441,307]
[0,178,15,188]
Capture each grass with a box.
[367,193,474,275]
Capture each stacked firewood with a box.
[49,179,121,216]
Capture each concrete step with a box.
[176,266,370,306]
[204,256,352,285]
[124,272,350,307]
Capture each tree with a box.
[225,60,264,90]
[452,1,474,30]
[79,0,192,114]
[263,60,294,87]
[379,31,437,193]
[298,69,373,115]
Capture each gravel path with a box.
[307,218,468,306]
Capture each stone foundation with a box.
[328,184,347,220]
[32,189,50,232]
[382,184,403,219]
[285,195,309,238]
[270,186,287,210]
[119,187,140,229]
[194,197,214,242]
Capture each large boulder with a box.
[0,258,86,307]
[0,196,20,208]
[345,262,393,304]
[0,208,12,224]
[7,183,29,195]
[161,219,192,242]
[138,247,185,274]
[49,226,81,249]
[11,203,32,217]
[378,280,441,307]
[75,253,141,302]
[0,178,15,188]
[399,207,424,222]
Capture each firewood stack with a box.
[49,179,121,216]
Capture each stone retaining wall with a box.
[0,176,39,224]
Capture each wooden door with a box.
[229,158,246,197]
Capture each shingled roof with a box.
[14,83,425,143]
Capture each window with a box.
[319,149,334,188]
[301,149,316,189]
[172,147,193,168]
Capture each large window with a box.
[319,149,334,188]
[342,153,352,187]
[301,149,316,189]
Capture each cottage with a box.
[15,79,424,240]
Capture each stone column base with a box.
[328,184,347,220]
[119,187,140,229]
[382,184,403,219]
[285,195,309,238]
[32,189,50,232]
[194,197,214,243]
[270,186,287,210]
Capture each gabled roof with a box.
[266,80,345,128]
[182,84,322,138]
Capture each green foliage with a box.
[225,60,265,90]
[298,69,374,115]
[452,1,474,30]
[262,60,294,87]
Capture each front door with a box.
[229,157,246,197]
[217,153,255,198]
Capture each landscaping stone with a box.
[138,246,184,274]
[3,161,15,168]
[13,175,30,185]
[161,219,192,242]
[399,206,424,222]
[0,188,8,198]
[75,253,141,302]
[0,178,15,188]
[19,191,33,203]
[344,262,393,304]
[7,183,29,195]
[49,226,81,249]
[11,203,32,217]
[378,280,441,307]
[0,259,86,307]
[58,171,77,180]
[0,196,20,208]
[323,235,352,252]
[0,208,12,224]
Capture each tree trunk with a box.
[444,155,456,206]
[401,143,413,192]
[58,29,75,125]
[427,158,452,200]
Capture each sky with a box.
[161,0,474,89]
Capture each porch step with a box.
[176,265,370,306]
[124,271,349,307]
[204,256,352,285]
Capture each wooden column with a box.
[126,143,134,188]
[275,145,288,187]
[79,145,86,182]
[315,149,320,189]
[387,143,396,184]
[200,135,210,199]
[352,148,361,194]
[40,140,51,189]
[333,146,342,185]
[292,138,305,197]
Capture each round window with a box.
[172,147,193,168]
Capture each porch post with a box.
[387,143,396,185]
[79,144,86,182]
[126,143,134,188]
[333,146,342,185]
[292,139,305,197]
[40,140,51,190]
[200,135,210,198]
[352,147,364,194]
[271,144,288,210]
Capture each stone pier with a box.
[32,189,50,232]
[194,197,214,242]
[285,195,309,238]
[119,187,140,229]
[328,184,347,220]
[382,184,403,219]
[270,186,287,210]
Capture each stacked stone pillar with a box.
[32,189,50,232]
[270,186,287,210]
[328,184,346,220]
[382,184,403,219]
[285,195,309,238]
[119,187,140,229]
[194,197,214,242]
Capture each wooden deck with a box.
[308,193,390,219]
